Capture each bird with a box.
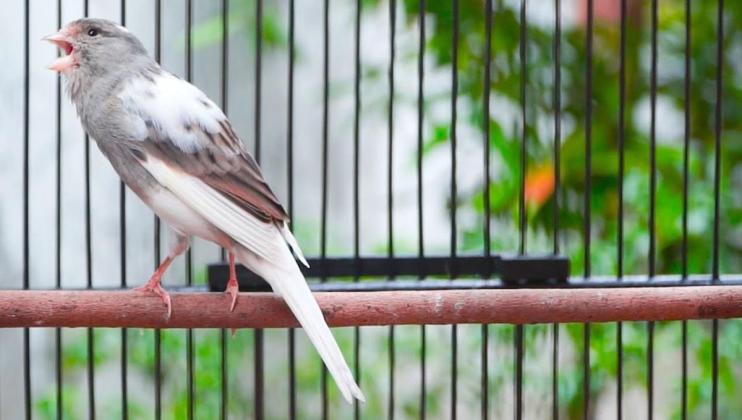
[44,18,364,403]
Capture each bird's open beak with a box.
[43,29,76,72]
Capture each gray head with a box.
[44,19,156,101]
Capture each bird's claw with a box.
[225,281,239,312]
[134,281,172,319]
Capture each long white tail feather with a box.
[141,157,363,402]
[234,245,365,403]
[279,221,309,268]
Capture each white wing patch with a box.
[141,156,285,263]
[118,71,224,152]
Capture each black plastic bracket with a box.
[207,255,570,292]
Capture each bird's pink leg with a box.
[134,257,175,317]
[134,235,190,318]
[225,251,239,312]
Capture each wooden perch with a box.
[0,286,741,329]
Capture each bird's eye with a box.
[87,28,99,37]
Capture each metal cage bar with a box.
[22,0,31,418]
[583,0,594,418]
[416,2,427,418]
[219,1,229,418]
[516,1,527,417]
[253,2,265,418]
[711,1,725,418]
[616,0,627,417]
[681,0,692,415]
[482,1,493,419]
[552,0,562,418]
[55,2,65,419]
[286,0,296,417]
[647,1,659,417]
[352,1,362,418]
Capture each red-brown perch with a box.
[0,286,741,329]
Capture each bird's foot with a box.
[134,279,172,318]
[225,278,239,312]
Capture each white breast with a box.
[147,186,231,248]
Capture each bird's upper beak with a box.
[43,28,76,72]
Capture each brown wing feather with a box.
[141,118,288,223]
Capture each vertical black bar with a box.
[583,1,593,419]
[22,0,31,418]
[712,1,723,284]
[681,1,691,419]
[552,0,561,418]
[320,0,330,417]
[352,0,361,419]
[552,4,561,254]
[288,329,296,420]
[518,0,527,248]
[320,0,330,275]
[221,327,227,420]
[420,325,426,420]
[450,2,459,419]
[254,0,262,165]
[55,1,64,418]
[711,0,723,418]
[515,1,527,419]
[154,328,161,420]
[82,2,97,418]
[616,0,626,418]
[184,2,195,419]
[551,326,558,420]
[482,0,492,418]
[481,322,488,420]
[681,2,691,273]
[220,0,229,264]
[552,6,561,258]
[583,5,592,277]
[513,326,524,420]
[417,1,426,418]
[711,319,718,420]
[388,0,396,266]
[387,1,396,418]
[649,0,657,281]
[647,322,654,419]
[220,1,229,419]
[119,1,129,418]
[617,0,626,283]
[681,319,687,420]
[518,1,527,257]
[253,2,265,420]
[153,2,162,419]
[483,0,492,271]
[287,0,296,417]
[450,2,458,272]
[647,1,658,419]
[416,3,425,278]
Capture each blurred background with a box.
[1,0,742,418]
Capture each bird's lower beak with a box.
[43,30,76,72]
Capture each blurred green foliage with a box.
[32,1,742,419]
[398,0,742,418]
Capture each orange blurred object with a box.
[524,164,555,208]
[577,0,642,26]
